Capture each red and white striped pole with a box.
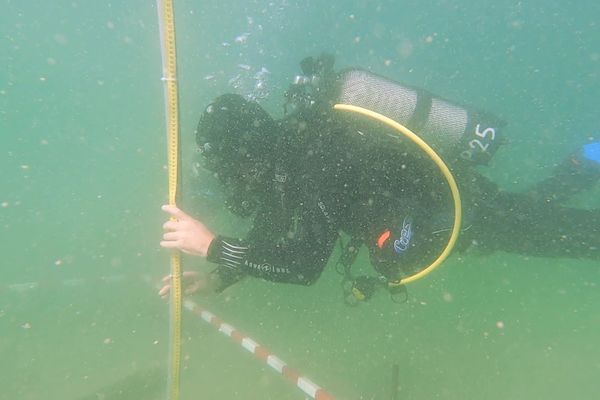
[184,299,336,400]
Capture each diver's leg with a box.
[529,140,600,204]
[468,190,600,260]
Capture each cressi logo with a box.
[393,217,412,254]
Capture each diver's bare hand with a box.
[160,205,215,257]
[158,271,208,299]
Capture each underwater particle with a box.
[442,292,453,302]
[397,38,413,59]
[496,321,505,329]
[510,20,524,29]
[21,322,32,329]
[53,33,68,45]
[255,66,270,77]
[1,202,7,208]
[425,35,434,44]
[191,161,201,177]
[20,164,29,170]
[110,257,122,268]
[103,337,113,344]
[353,36,361,44]
[234,32,250,44]
[54,259,63,266]
[106,21,115,29]
[47,57,56,66]
[238,64,251,71]
[153,340,159,345]
[228,73,241,88]
[40,139,48,145]
[384,59,392,67]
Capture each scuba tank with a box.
[285,53,504,166]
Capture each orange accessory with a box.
[376,230,391,249]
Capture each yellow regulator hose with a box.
[333,104,462,286]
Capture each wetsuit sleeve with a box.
[206,205,338,291]
[206,237,248,292]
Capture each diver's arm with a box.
[207,237,333,286]
[160,203,336,291]
[207,207,338,287]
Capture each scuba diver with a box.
[159,54,600,304]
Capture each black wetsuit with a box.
[206,106,600,291]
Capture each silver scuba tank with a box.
[334,69,504,165]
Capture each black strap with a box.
[407,88,432,133]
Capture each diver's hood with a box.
[195,94,279,217]
[195,94,277,174]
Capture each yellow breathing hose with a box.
[156,1,182,399]
[333,104,462,286]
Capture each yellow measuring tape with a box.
[333,104,462,286]
[157,0,182,399]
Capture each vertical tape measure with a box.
[156,0,182,399]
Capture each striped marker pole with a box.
[183,299,336,400]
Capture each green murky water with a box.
[1,1,599,399]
